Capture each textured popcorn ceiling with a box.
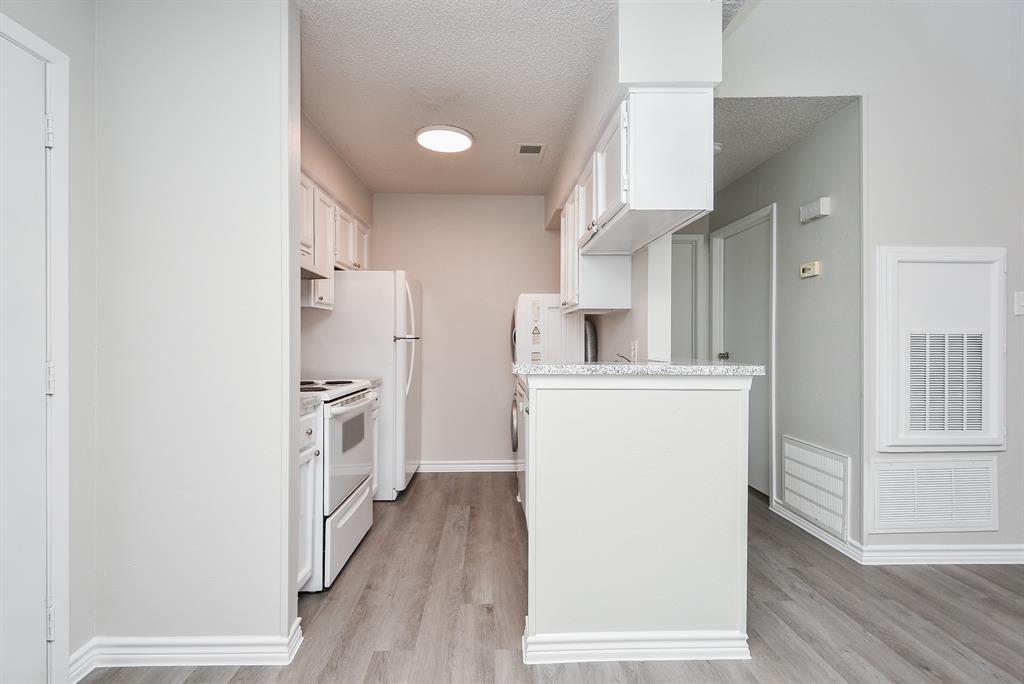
[714,96,859,190]
[722,0,746,29]
[297,0,616,194]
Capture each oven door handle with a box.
[328,393,377,418]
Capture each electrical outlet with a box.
[630,340,639,363]
[1014,291,1024,316]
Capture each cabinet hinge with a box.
[44,115,55,149]
[46,597,55,642]
[45,361,55,395]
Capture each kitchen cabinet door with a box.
[595,102,627,227]
[301,271,335,309]
[311,186,335,278]
[296,446,316,587]
[300,174,316,272]
[334,206,356,269]
[577,158,597,245]
[354,220,369,270]
[566,190,579,308]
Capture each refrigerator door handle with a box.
[403,279,416,397]
[394,336,420,341]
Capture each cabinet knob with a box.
[318,296,324,301]
[305,428,313,435]
[354,262,361,269]
[314,449,320,456]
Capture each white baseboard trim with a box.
[769,503,863,563]
[858,543,1024,565]
[522,630,749,664]
[69,619,302,683]
[770,503,1024,566]
[417,459,521,473]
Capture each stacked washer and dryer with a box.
[510,294,585,522]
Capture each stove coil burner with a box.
[300,386,327,392]
[324,380,354,385]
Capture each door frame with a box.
[670,232,709,360]
[0,13,71,683]
[710,204,777,503]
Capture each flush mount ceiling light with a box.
[416,125,473,153]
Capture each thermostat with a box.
[800,260,822,278]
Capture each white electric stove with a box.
[298,378,378,592]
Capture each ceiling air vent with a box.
[516,143,546,161]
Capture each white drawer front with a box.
[324,478,372,588]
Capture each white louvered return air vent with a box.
[781,437,848,540]
[878,246,1006,452]
[874,458,997,533]
[907,331,984,433]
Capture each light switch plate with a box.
[800,260,822,278]
[1014,291,1024,316]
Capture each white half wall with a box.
[720,0,1024,548]
[0,0,98,654]
[370,194,558,465]
[92,0,297,643]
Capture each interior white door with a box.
[712,210,773,495]
[1,34,50,683]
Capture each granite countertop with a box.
[512,359,766,376]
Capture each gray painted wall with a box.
[721,0,1023,547]
[712,102,863,540]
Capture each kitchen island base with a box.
[513,369,762,665]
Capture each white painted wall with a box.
[0,0,97,653]
[300,112,373,225]
[594,235,673,363]
[370,194,557,465]
[720,0,1024,546]
[712,101,863,538]
[93,0,297,639]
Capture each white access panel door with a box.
[1,34,50,683]
[713,213,772,495]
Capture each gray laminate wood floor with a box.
[83,473,1024,684]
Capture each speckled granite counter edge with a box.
[512,362,766,376]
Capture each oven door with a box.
[323,391,376,514]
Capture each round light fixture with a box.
[416,125,473,153]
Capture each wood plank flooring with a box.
[83,473,1024,684]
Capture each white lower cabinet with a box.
[324,478,373,588]
[296,443,317,587]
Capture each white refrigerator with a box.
[302,270,422,501]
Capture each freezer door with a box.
[394,273,422,491]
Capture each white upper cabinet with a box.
[582,88,713,255]
[302,183,334,279]
[576,156,597,250]
[354,220,369,270]
[299,174,319,276]
[333,206,356,270]
[561,178,629,313]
